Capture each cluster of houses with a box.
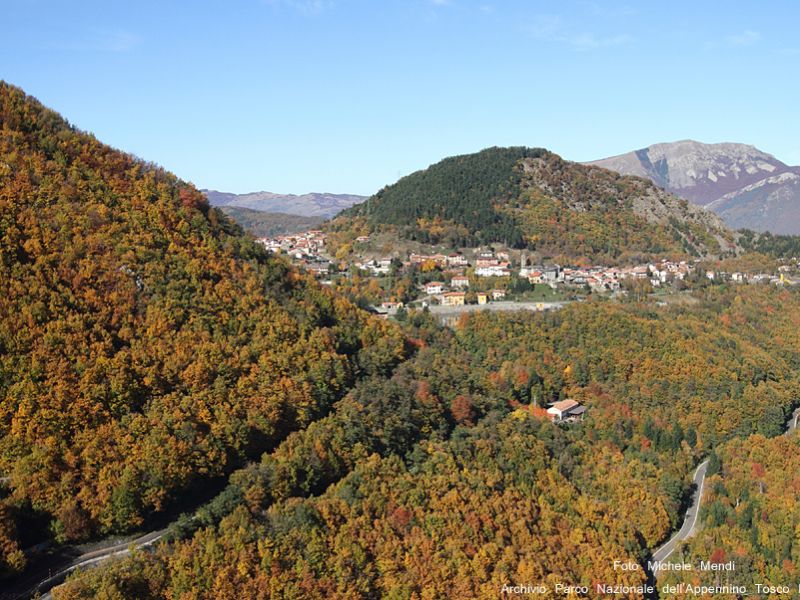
[474,251,512,277]
[355,258,394,276]
[408,251,514,277]
[546,260,695,293]
[421,281,506,306]
[258,230,331,276]
[409,251,512,306]
[256,231,800,305]
[409,252,470,268]
[259,230,326,257]
[720,270,796,286]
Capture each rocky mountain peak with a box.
[588,141,800,234]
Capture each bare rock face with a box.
[589,141,800,234]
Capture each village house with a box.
[542,265,562,283]
[476,256,500,268]
[410,253,448,267]
[451,275,470,289]
[441,291,466,306]
[477,292,488,305]
[526,270,544,284]
[258,238,282,253]
[491,289,506,300]
[425,281,445,295]
[304,261,330,276]
[359,258,392,275]
[588,276,607,293]
[447,253,469,267]
[475,264,511,277]
[547,399,587,423]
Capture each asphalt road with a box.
[650,459,709,568]
[786,407,800,434]
[0,529,167,600]
[650,404,800,572]
[428,300,568,316]
[427,300,568,326]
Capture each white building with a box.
[547,399,587,423]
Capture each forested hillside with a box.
[337,147,539,247]
[738,228,800,259]
[53,285,800,599]
[329,147,736,263]
[0,82,406,575]
[218,206,324,237]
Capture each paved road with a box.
[427,300,568,325]
[650,404,799,573]
[650,459,709,568]
[786,407,800,434]
[0,529,167,600]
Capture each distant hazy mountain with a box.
[219,206,324,237]
[588,141,800,234]
[203,190,366,219]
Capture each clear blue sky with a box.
[2,0,799,195]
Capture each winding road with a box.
[0,529,167,600]
[650,459,709,567]
[650,405,800,572]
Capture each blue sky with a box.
[2,0,799,195]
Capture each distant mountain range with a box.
[588,141,800,234]
[203,190,366,219]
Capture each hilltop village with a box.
[256,230,800,313]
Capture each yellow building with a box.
[442,291,466,306]
[477,292,488,305]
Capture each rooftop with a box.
[550,399,580,411]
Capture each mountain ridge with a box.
[203,189,366,219]
[588,140,800,234]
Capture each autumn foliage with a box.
[0,82,406,574]
[53,284,800,598]
[4,81,800,596]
